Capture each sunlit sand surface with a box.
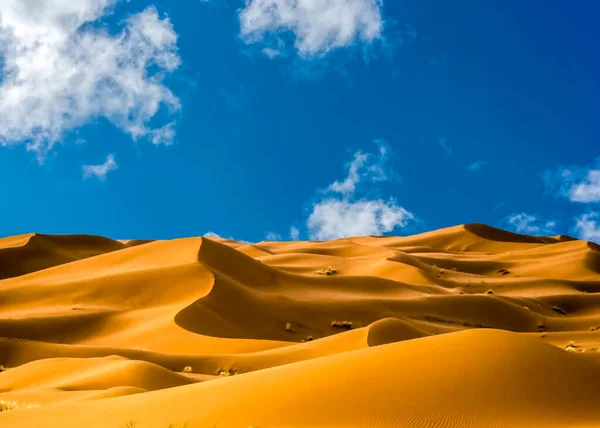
[1,224,599,427]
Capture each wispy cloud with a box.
[542,160,600,240]
[265,231,282,241]
[493,201,508,213]
[262,47,283,58]
[0,1,180,157]
[82,155,118,181]
[203,231,253,244]
[328,139,390,196]
[307,140,417,240]
[430,53,449,68]
[465,160,488,171]
[239,0,385,59]
[502,213,557,236]
[149,123,177,146]
[543,160,600,203]
[574,213,600,243]
[290,226,300,241]
[438,138,452,155]
[216,86,247,114]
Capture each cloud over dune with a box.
[308,198,414,241]
[290,226,300,241]
[307,140,416,240]
[503,213,557,236]
[574,213,600,243]
[542,160,600,242]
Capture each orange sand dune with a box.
[0,233,126,280]
[1,224,599,427]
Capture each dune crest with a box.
[1,224,600,427]
[0,233,126,280]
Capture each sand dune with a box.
[1,224,599,427]
[0,233,126,280]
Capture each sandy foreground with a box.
[0,223,599,427]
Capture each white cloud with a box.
[328,140,389,195]
[239,0,385,58]
[544,163,600,204]
[203,231,253,244]
[308,198,414,240]
[570,170,600,203]
[290,226,300,241]
[329,152,369,195]
[574,213,600,243]
[540,161,600,243]
[465,160,488,171]
[503,213,557,235]
[0,1,180,155]
[307,140,417,240]
[149,122,177,146]
[82,154,118,181]
[265,231,282,241]
[262,47,282,58]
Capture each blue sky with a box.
[0,0,598,243]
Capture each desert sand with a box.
[0,224,599,427]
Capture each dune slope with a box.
[0,233,127,280]
[0,224,599,427]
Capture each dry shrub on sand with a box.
[316,266,337,276]
[0,400,38,412]
[0,401,17,412]
[217,368,234,377]
[565,342,577,352]
[331,321,353,329]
